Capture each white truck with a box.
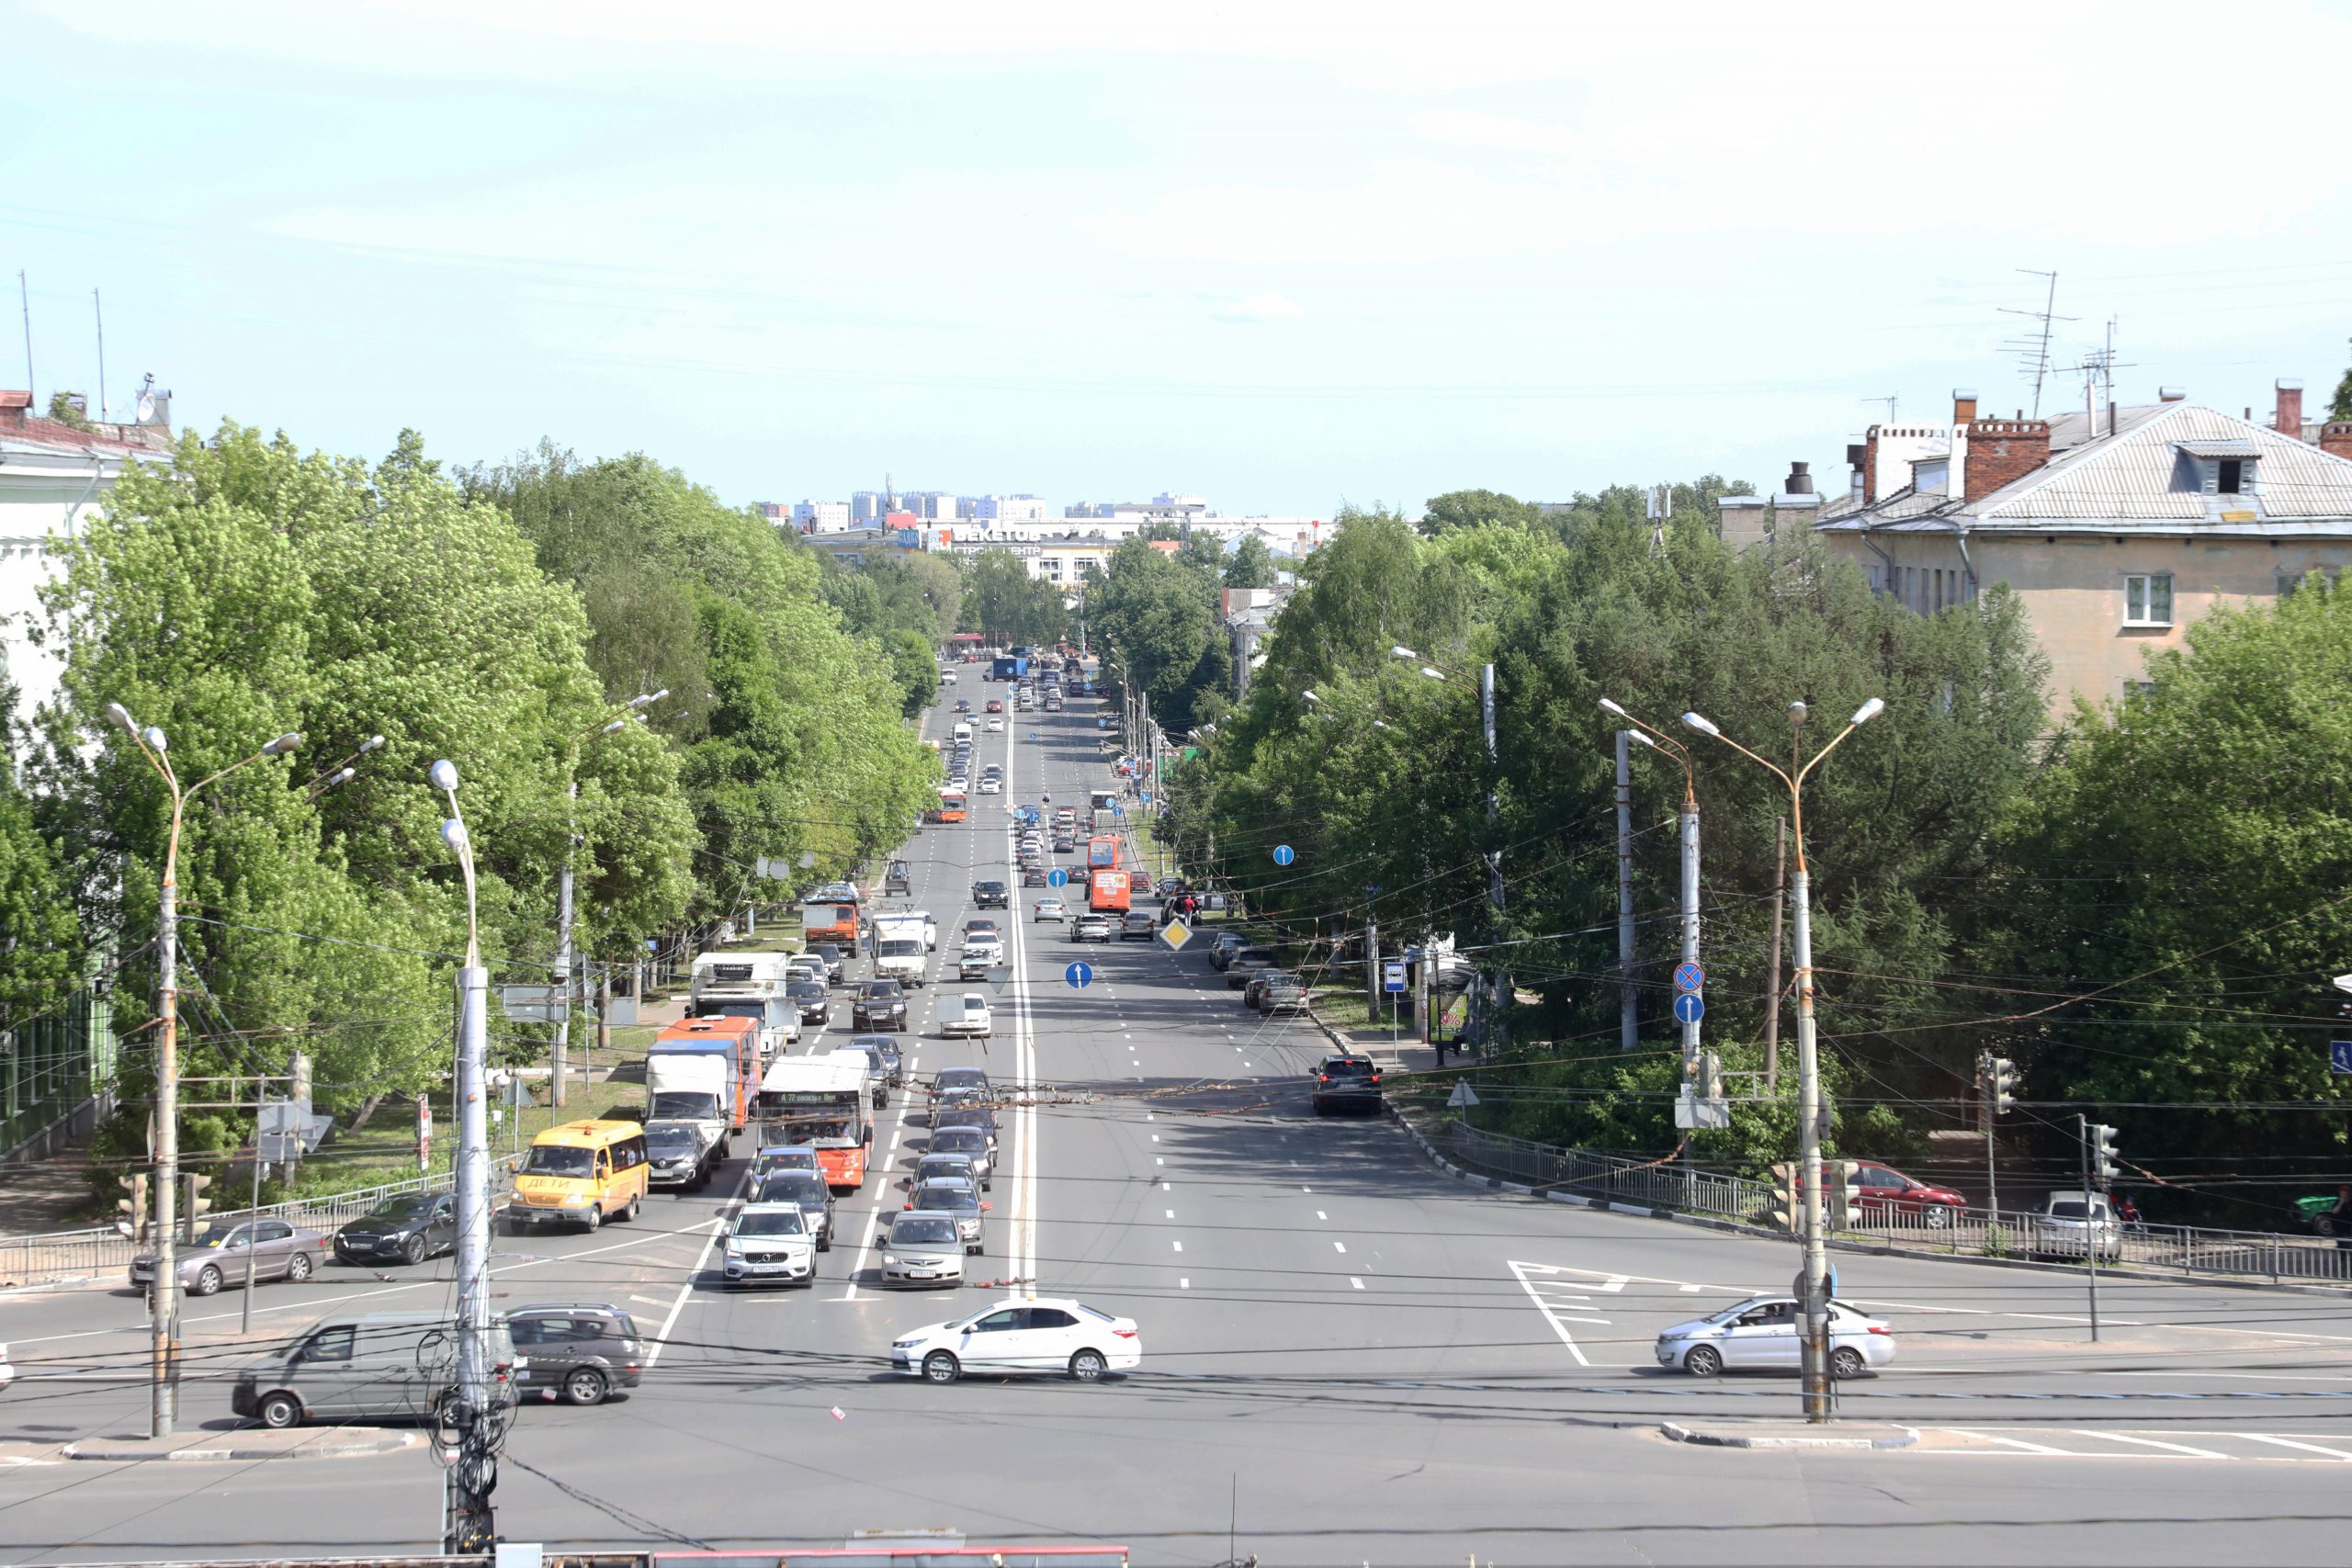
[871,913,931,988]
[645,1053,733,1151]
[691,953,800,1063]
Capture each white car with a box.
[1035,897,1068,922]
[942,671,957,684]
[1654,1296,1894,1380]
[878,1213,966,1289]
[940,992,993,1037]
[986,716,1005,732]
[720,1202,817,1290]
[978,777,1001,795]
[890,1297,1142,1384]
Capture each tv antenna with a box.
[1860,394,1898,423]
[2053,317,2134,436]
[1997,269,2075,417]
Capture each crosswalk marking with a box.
[2078,1431,2229,1459]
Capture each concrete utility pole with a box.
[1615,730,1636,1052]
[1683,695,1883,1424]
[1600,700,1701,1095]
[551,778,577,1107]
[1764,818,1787,1092]
[430,760,499,1552]
[106,707,301,1439]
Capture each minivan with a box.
[233,1312,516,1429]
[505,1120,650,1233]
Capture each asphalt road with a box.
[6,681,2352,1564]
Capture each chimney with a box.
[2159,386,2186,402]
[2276,378,2304,439]
[1963,417,2052,499]
[0,389,29,433]
[1952,388,1979,424]
[1782,460,1816,497]
[1862,428,1882,504]
[2322,423,2352,461]
[1846,443,1867,503]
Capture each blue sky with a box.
[6,0,2352,517]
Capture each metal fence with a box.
[0,1158,521,1292]
[1434,1117,2352,1290]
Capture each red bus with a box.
[1090,868,1131,913]
[1086,835,1121,870]
[935,789,967,823]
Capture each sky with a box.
[6,0,2352,518]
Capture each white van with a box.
[952,722,974,746]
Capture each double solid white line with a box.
[1002,716,1042,1292]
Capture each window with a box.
[2124,573,2173,626]
[2217,459,2243,495]
[302,1325,355,1363]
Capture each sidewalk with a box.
[0,1148,100,1238]
[59,1427,421,1462]
[1660,1420,1918,1451]
[1306,1006,1464,1076]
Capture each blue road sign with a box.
[1140,790,1152,804]
[1272,843,1295,866]
[1672,960,1705,993]
[2332,1040,2352,1076]
[1066,960,1094,989]
[1028,731,1039,741]
[1383,960,1407,994]
[1672,992,1705,1026]
[1047,868,1068,888]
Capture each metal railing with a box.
[0,1158,522,1292]
[1431,1117,2352,1289]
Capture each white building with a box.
[0,388,175,719]
[791,500,853,532]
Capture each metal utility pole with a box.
[1615,730,1636,1052]
[431,760,500,1552]
[551,778,577,1108]
[1678,789,1700,1081]
[1683,695,1884,1424]
[2078,1113,2099,1343]
[1764,818,1787,1092]
[106,707,300,1438]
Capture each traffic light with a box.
[1829,1158,1864,1230]
[1700,1050,1724,1102]
[1988,1056,2018,1115]
[115,1174,148,1239]
[2089,1124,2120,1185]
[1768,1162,1797,1231]
[183,1171,213,1235]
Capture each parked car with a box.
[889,1297,1142,1384]
[333,1191,456,1268]
[506,1303,645,1406]
[853,978,909,1032]
[1035,896,1069,922]
[879,1213,967,1289]
[904,1176,988,1254]
[1311,1054,1384,1115]
[1208,933,1249,970]
[1224,948,1278,987]
[1244,968,1291,1009]
[1119,910,1157,942]
[1654,1296,1895,1380]
[2033,1190,2122,1260]
[133,1219,323,1298]
[720,1202,817,1289]
[1073,913,1114,942]
[1846,1162,1970,1226]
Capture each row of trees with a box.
[1164,485,2352,1224]
[1081,527,1281,735]
[21,425,938,1190]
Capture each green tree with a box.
[1223,534,1278,590]
[2333,337,2352,421]
[1419,488,1542,536]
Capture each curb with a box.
[1382,1110,2352,1301]
[1660,1420,1918,1451]
[62,1430,420,1463]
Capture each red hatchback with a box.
[986,699,1005,714]
[1850,1162,1969,1225]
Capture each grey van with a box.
[232,1312,515,1429]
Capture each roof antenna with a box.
[1998,269,2075,417]
[17,270,30,403]
[1860,394,1898,423]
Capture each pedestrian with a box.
[2115,1193,2142,1232]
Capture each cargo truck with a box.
[644,1016,760,1147]
[870,912,932,987]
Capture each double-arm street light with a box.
[105,705,300,1438]
[550,691,668,1107]
[1391,646,1501,1058]
[1681,694,1884,1423]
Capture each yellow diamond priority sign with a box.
[1157,918,1193,953]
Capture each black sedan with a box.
[333,1190,456,1268]
[789,981,831,1025]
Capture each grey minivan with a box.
[232,1312,515,1429]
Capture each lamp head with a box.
[439,818,469,853]
[1681,712,1721,738]
[1419,665,1445,682]
[428,759,460,794]
[264,732,301,756]
[1788,700,1808,724]
[1626,728,1658,750]
[1390,645,1418,660]
[601,718,626,734]
[360,735,386,754]
[1850,696,1886,727]
[105,702,135,733]
[141,727,168,753]
[1598,697,1627,718]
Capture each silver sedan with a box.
[1654,1296,1895,1380]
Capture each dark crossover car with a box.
[972,879,1011,909]
[1311,1055,1384,1116]
[334,1191,457,1267]
[854,979,909,1032]
[506,1303,646,1406]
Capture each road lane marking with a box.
[2078,1431,2230,1458]
[1333,1242,1347,1254]
[1508,1260,1607,1367]
[645,1172,752,1368]
[1351,1278,1364,1290]
[2237,1434,2352,1460]
[1946,1430,2071,1454]
[1316,1211,1328,1221]
[1172,1241,1183,1252]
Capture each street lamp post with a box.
[1683,695,1883,1423]
[551,692,666,1108]
[429,759,499,1552]
[1395,647,1501,1059]
[105,705,300,1439]
[1599,699,1702,1095]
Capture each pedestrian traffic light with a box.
[1769,1162,1797,1231]
[183,1171,213,1232]
[1989,1056,2018,1115]
[1829,1159,1864,1230]
[2089,1124,2120,1185]
[115,1174,148,1239]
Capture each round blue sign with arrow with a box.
[1673,960,1704,994]
[1139,790,1152,804]
[1028,731,1039,741]
[1046,868,1068,888]
[1066,960,1093,989]
[1272,844,1295,866]
[1672,992,1705,1026]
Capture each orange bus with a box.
[753,1054,873,1192]
[1086,835,1121,871]
[935,789,967,824]
[1090,867,1132,914]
